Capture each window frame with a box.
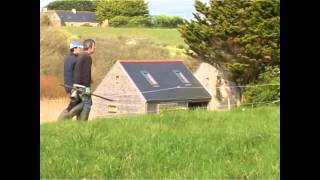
[140,70,160,87]
[173,70,191,85]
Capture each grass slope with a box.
[63,27,185,47]
[41,106,280,179]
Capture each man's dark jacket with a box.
[73,52,92,87]
[64,53,78,93]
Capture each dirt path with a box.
[40,98,69,123]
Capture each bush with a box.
[128,16,151,27]
[176,44,185,49]
[109,16,151,27]
[151,15,185,28]
[243,66,280,104]
[109,16,130,27]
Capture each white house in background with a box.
[41,8,99,27]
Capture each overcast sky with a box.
[40,0,210,19]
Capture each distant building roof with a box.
[55,10,97,23]
[119,59,212,102]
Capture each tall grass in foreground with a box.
[41,106,280,179]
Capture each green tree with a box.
[243,66,280,104]
[96,0,149,22]
[46,0,96,11]
[178,0,280,85]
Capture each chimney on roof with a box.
[72,9,76,14]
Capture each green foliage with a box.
[41,106,279,178]
[46,0,96,11]
[178,0,280,85]
[176,44,185,49]
[151,15,185,28]
[243,66,280,104]
[128,16,151,27]
[109,16,131,27]
[96,0,149,22]
[109,16,151,27]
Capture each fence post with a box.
[228,97,231,111]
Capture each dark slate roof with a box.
[55,10,96,22]
[119,60,212,102]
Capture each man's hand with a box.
[85,87,91,95]
[70,89,78,99]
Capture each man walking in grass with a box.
[58,40,83,120]
[72,39,96,121]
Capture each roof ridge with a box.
[54,10,95,13]
[119,59,182,63]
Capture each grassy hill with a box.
[63,27,187,58]
[41,106,280,179]
[63,27,185,47]
[40,26,200,98]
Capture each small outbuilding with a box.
[89,59,212,119]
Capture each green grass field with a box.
[40,106,279,179]
[63,27,185,47]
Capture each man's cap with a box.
[70,40,83,49]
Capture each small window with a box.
[115,75,120,84]
[173,70,191,85]
[107,105,117,113]
[141,71,159,87]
